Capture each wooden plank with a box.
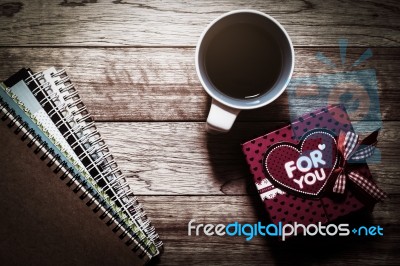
[0,47,398,122]
[95,121,399,195]
[0,0,399,47]
[140,195,399,265]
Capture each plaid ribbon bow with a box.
[332,130,387,201]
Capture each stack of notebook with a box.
[0,67,162,265]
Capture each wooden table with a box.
[0,0,399,265]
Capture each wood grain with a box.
[140,195,399,265]
[0,47,398,122]
[0,0,399,47]
[95,121,399,196]
[0,1,399,264]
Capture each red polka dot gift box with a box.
[242,104,386,236]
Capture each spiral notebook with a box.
[0,67,162,265]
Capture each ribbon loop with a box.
[332,130,387,201]
[351,145,376,161]
[343,131,359,159]
[332,171,346,194]
[348,172,388,201]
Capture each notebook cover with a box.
[1,74,153,263]
[3,68,161,256]
[0,120,145,265]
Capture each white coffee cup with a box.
[195,10,294,133]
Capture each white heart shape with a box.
[318,144,326,150]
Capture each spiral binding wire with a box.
[0,94,156,260]
[24,69,163,251]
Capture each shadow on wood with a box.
[205,119,288,195]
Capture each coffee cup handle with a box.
[206,99,241,134]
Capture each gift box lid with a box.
[242,105,384,229]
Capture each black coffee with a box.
[204,23,283,99]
